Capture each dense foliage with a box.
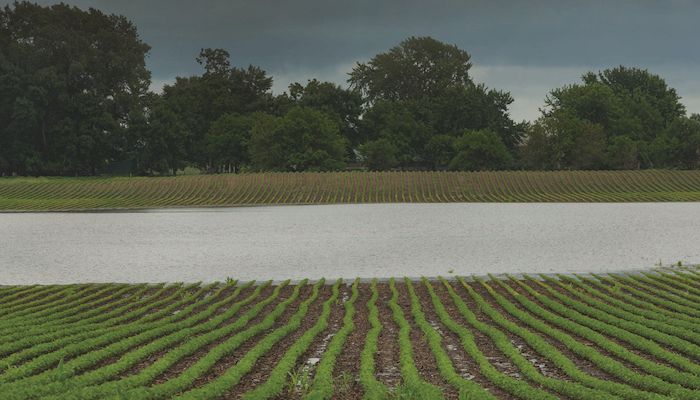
[0,2,150,175]
[521,66,700,170]
[1,2,699,176]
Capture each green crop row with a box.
[173,279,325,399]
[387,278,444,399]
[1,269,699,399]
[305,279,360,400]
[3,170,700,211]
[426,277,555,400]
[358,279,388,400]
[482,277,700,396]
[241,280,342,399]
[55,281,294,400]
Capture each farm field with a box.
[3,170,700,211]
[1,268,700,399]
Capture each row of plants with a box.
[3,170,700,210]
[0,282,248,386]
[482,276,700,395]
[358,280,388,399]
[457,278,667,399]
[54,281,299,400]
[29,282,279,400]
[305,279,360,400]
[0,284,192,364]
[1,268,700,398]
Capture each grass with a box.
[2,170,700,211]
[0,267,699,399]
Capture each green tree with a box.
[205,113,256,173]
[287,79,363,154]
[0,2,151,175]
[349,37,521,164]
[424,135,455,170]
[538,66,689,169]
[649,117,700,169]
[349,36,472,102]
[358,138,399,171]
[161,48,273,169]
[359,100,433,167]
[249,107,346,171]
[583,66,684,135]
[448,129,512,171]
[521,112,606,170]
[520,122,556,170]
[134,100,187,175]
[606,136,639,169]
[417,86,522,151]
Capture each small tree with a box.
[448,130,512,171]
[359,139,399,171]
[424,135,455,169]
[135,103,187,175]
[606,136,639,169]
[205,113,254,173]
[249,107,346,171]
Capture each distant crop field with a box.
[2,170,700,211]
[1,268,699,399]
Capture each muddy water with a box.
[1,203,699,284]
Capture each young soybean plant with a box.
[305,278,360,400]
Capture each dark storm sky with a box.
[6,0,700,121]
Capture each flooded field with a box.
[2,203,699,284]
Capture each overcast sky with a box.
[7,0,700,121]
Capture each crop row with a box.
[1,267,700,398]
[3,170,700,210]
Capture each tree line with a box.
[1,2,699,176]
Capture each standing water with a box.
[1,203,699,284]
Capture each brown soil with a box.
[374,283,401,388]
[87,288,199,371]
[490,279,676,376]
[269,284,349,400]
[519,279,692,367]
[451,280,571,382]
[394,281,459,399]
[117,285,188,324]
[467,280,614,382]
[9,278,698,399]
[420,280,511,399]
[113,284,277,379]
[224,285,332,398]
[331,283,370,400]
[149,284,299,386]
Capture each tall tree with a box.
[133,99,187,175]
[349,37,520,167]
[583,66,685,136]
[161,48,273,169]
[526,66,692,170]
[0,2,150,175]
[205,113,256,173]
[349,36,472,102]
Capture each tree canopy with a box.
[1,3,699,176]
[522,66,695,170]
[249,107,346,171]
[348,36,473,102]
[0,1,150,175]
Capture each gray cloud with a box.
[5,0,700,120]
